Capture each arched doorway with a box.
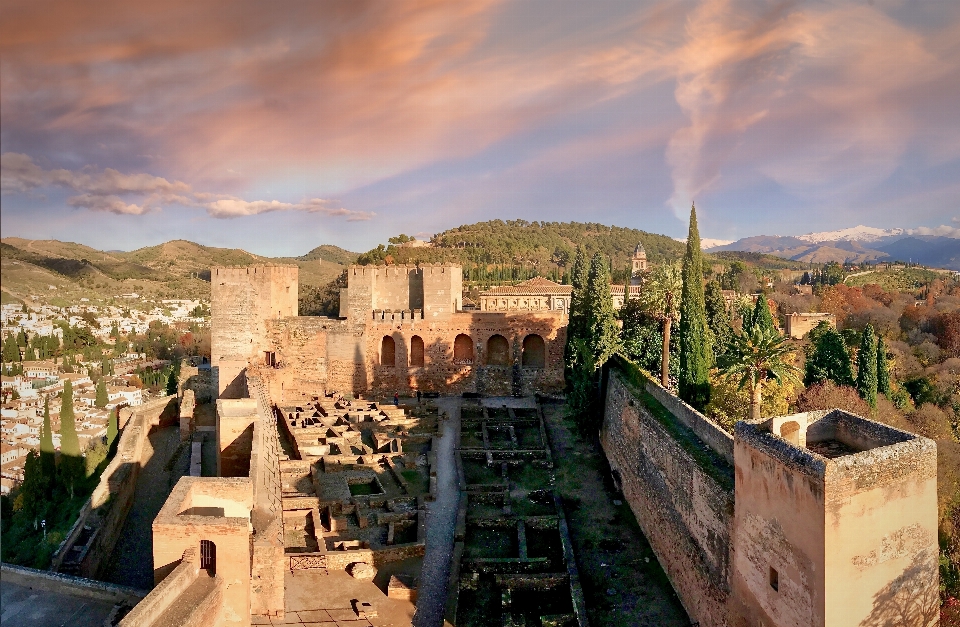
[381,336,396,367]
[486,335,510,366]
[410,336,425,367]
[200,539,216,575]
[522,334,545,368]
[453,334,474,365]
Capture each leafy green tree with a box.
[58,380,82,498]
[566,339,597,422]
[876,335,891,399]
[584,252,619,369]
[855,325,878,408]
[619,300,679,381]
[95,379,108,408]
[718,326,800,421]
[639,261,683,387]
[804,327,854,388]
[107,409,118,449]
[704,280,731,362]
[40,399,56,483]
[679,204,711,410]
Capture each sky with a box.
[1,0,959,256]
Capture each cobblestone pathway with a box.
[100,425,189,590]
[412,398,461,627]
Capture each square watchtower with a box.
[732,410,938,627]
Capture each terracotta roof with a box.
[480,277,572,296]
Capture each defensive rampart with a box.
[600,357,734,627]
[52,396,178,579]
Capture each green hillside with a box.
[357,220,688,284]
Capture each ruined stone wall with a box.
[211,265,298,398]
[245,373,285,619]
[600,368,734,627]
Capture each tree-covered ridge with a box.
[358,220,687,282]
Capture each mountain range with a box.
[706,225,960,269]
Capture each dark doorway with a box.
[200,539,216,575]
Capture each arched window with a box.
[381,336,396,367]
[453,334,474,365]
[486,335,510,366]
[200,539,216,575]
[522,334,545,368]
[780,421,800,446]
[410,336,425,367]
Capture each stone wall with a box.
[245,373,285,620]
[211,265,298,398]
[264,311,566,398]
[600,365,734,627]
[52,396,177,579]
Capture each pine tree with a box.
[40,398,56,482]
[95,378,108,407]
[804,327,854,388]
[59,379,82,498]
[584,252,619,369]
[107,408,118,449]
[750,295,776,334]
[856,325,879,408]
[704,280,731,362]
[678,204,711,410]
[876,335,891,398]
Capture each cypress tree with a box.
[166,367,179,397]
[564,246,589,381]
[678,204,711,410]
[40,398,56,484]
[876,335,891,398]
[856,325,878,408]
[59,379,82,497]
[803,328,854,388]
[584,252,619,369]
[750,295,776,334]
[704,280,731,362]
[107,408,118,448]
[95,378,108,407]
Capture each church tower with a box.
[630,243,647,285]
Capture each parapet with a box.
[735,408,935,482]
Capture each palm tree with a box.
[718,326,800,421]
[639,261,682,387]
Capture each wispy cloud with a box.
[1,153,371,220]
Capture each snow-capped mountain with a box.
[707,224,960,269]
[794,225,905,244]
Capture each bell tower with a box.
[630,243,647,285]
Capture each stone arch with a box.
[780,421,801,446]
[453,334,474,365]
[410,335,425,367]
[486,334,510,366]
[380,336,396,367]
[522,334,546,368]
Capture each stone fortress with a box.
[212,264,568,403]
[37,258,935,627]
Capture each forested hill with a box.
[357,220,688,284]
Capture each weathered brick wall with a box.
[212,265,298,398]
[600,369,734,627]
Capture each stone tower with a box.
[211,265,299,398]
[630,243,647,285]
[731,410,938,627]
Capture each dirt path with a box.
[412,398,461,627]
[542,404,690,627]
[100,425,189,590]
